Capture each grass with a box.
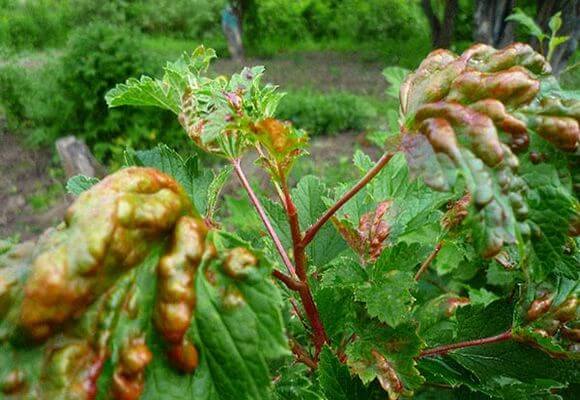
[27,167,65,211]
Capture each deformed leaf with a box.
[0,167,287,400]
[346,322,424,398]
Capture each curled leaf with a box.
[155,217,206,342]
[19,168,192,341]
[415,101,504,167]
[448,67,539,107]
[358,200,393,262]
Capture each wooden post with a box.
[55,136,105,178]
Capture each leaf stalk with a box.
[418,330,513,358]
[301,152,394,247]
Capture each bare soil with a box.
[0,129,378,240]
[0,127,69,239]
[214,51,388,97]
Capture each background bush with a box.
[276,90,378,136]
[57,23,148,145]
[0,0,226,52]
[0,0,70,50]
[68,0,226,39]
[0,23,190,161]
[244,0,429,56]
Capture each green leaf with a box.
[274,364,324,400]
[106,47,217,114]
[451,342,578,394]
[333,152,451,251]
[506,8,547,40]
[374,242,432,273]
[317,347,383,400]
[222,195,263,244]
[293,176,346,268]
[314,286,358,343]
[383,66,410,100]
[486,262,517,289]
[355,270,416,327]
[539,77,580,100]
[414,294,462,347]
[372,153,452,244]
[434,241,470,275]
[205,165,233,220]
[521,162,578,279]
[467,288,500,307]
[418,356,569,400]
[208,231,289,360]
[454,300,513,341]
[189,267,276,400]
[550,35,569,48]
[548,12,563,35]
[419,300,577,398]
[261,197,293,252]
[321,257,367,289]
[105,75,181,114]
[66,175,99,196]
[124,144,213,215]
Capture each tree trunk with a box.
[422,0,459,48]
[535,0,579,74]
[473,0,516,47]
[223,2,245,62]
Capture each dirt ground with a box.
[0,126,69,239]
[0,128,378,240]
[214,51,388,97]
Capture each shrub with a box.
[0,0,70,50]
[67,0,226,39]
[0,59,70,145]
[0,22,192,160]
[57,23,147,141]
[276,90,377,136]
[244,0,428,55]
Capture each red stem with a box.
[231,158,297,277]
[418,330,513,358]
[281,172,329,354]
[281,176,307,280]
[290,339,317,369]
[233,158,329,356]
[301,152,394,247]
[414,241,443,281]
[272,269,304,291]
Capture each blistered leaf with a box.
[346,323,424,397]
[0,167,287,400]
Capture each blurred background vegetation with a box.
[0,0,578,234]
